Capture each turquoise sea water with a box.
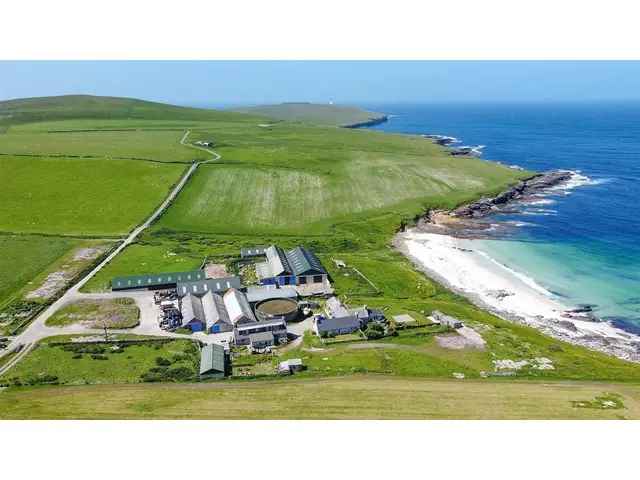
[368,102,640,332]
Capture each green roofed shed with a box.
[199,343,229,379]
[111,270,205,291]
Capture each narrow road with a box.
[0,131,220,375]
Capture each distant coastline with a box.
[342,114,388,129]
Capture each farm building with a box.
[180,293,205,332]
[255,245,329,288]
[313,297,384,337]
[245,285,298,304]
[278,358,304,375]
[111,270,205,291]
[234,319,288,346]
[199,343,230,379]
[240,246,268,259]
[313,315,361,336]
[201,291,234,333]
[176,276,241,298]
[224,288,256,325]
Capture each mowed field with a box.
[157,124,525,234]
[0,156,186,236]
[1,376,639,419]
[0,128,201,163]
[0,234,78,307]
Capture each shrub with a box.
[72,353,83,359]
[155,357,171,366]
[91,354,108,360]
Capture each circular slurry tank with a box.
[255,298,299,322]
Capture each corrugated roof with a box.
[199,344,226,375]
[112,270,205,290]
[249,331,274,343]
[223,288,256,325]
[176,276,241,298]
[240,246,269,257]
[285,246,327,276]
[245,285,298,303]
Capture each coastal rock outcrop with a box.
[452,170,574,218]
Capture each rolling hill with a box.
[234,102,388,127]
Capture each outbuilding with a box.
[199,343,230,379]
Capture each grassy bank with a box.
[1,376,638,419]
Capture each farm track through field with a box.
[0,131,219,376]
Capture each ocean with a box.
[367,102,640,333]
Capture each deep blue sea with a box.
[367,102,640,332]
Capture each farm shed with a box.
[223,288,256,325]
[201,291,234,334]
[176,276,241,298]
[245,285,298,304]
[199,343,230,379]
[240,246,268,259]
[180,293,205,332]
[278,358,304,374]
[256,245,329,288]
[313,315,361,337]
[112,270,205,291]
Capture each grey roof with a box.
[265,246,291,276]
[176,276,241,298]
[285,246,327,276]
[234,318,287,334]
[245,285,298,303]
[315,315,360,333]
[224,288,256,325]
[112,270,205,290]
[181,293,197,323]
[200,291,232,329]
[249,331,274,344]
[199,344,227,375]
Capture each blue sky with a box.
[1,61,640,106]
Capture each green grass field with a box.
[0,234,78,308]
[0,129,201,163]
[157,122,524,235]
[234,102,386,126]
[0,337,198,386]
[0,155,185,236]
[1,376,638,419]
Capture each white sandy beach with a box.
[396,230,640,362]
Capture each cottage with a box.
[256,245,329,288]
[199,343,230,379]
[234,319,288,346]
[224,288,256,325]
[313,315,361,337]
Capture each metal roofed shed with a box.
[112,270,205,291]
[176,276,241,298]
[278,358,305,375]
[224,288,256,325]
[249,331,275,349]
[199,343,229,379]
[241,246,269,258]
[245,285,298,304]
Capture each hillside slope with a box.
[234,102,387,127]
[0,94,257,128]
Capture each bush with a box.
[364,323,385,340]
[72,353,83,359]
[91,354,108,360]
[155,357,171,366]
